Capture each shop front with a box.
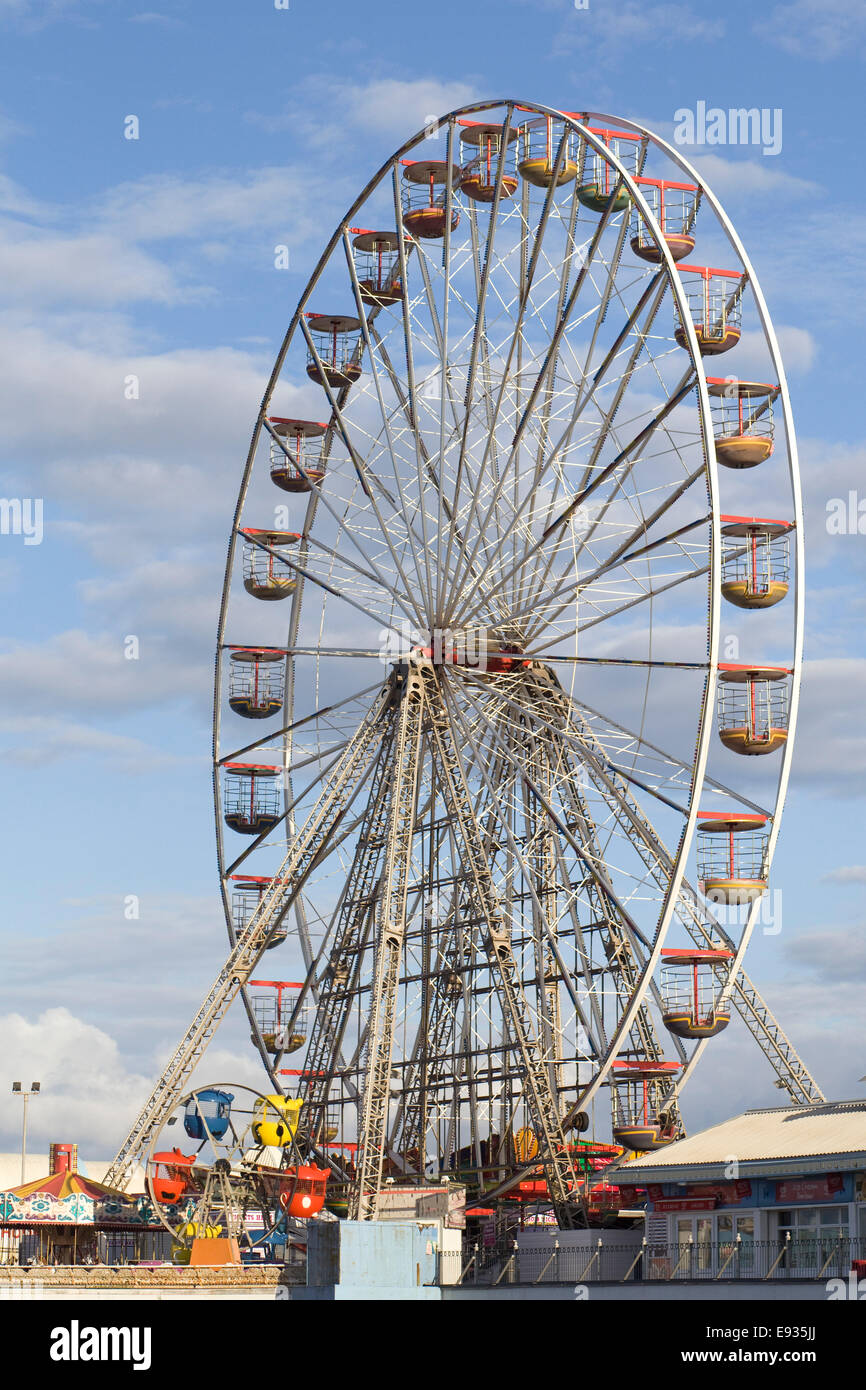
[610,1100,866,1281]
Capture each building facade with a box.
[612,1099,866,1279]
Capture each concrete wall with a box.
[306,1219,440,1297]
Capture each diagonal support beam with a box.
[104,680,394,1191]
[423,667,586,1228]
[351,665,427,1219]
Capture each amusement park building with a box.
[612,1099,866,1251]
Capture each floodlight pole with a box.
[12,1083,40,1185]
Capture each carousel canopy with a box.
[0,1167,147,1227]
[5,1168,127,1202]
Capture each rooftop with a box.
[610,1099,866,1183]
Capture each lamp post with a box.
[11,1082,40,1185]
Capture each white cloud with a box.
[0,164,345,313]
[0,229,184,307]
[821,866,866,885]
[0,172,50,218]
[792,658,866,795]
[688,152,818,199]
[0,320,269,456]
[129,9,182,25]
[683,965,864,1128]
[339,78,483,137]
[0,0,101,26]
[556,1,725,53]
[247,75,482,148]
[0,1008,152,1154]
[0,557,19,593]
[740,207,866,328]
[774,325,818,374]
[0,113,28,146]
[0,305,318,725]
[78,556,222,651]
[95,167,330,244]
[799,436,866,568]
[785,921,866,980]
[0,1006,269,1155]
[0,714,186,768]
[682,918,866,1128]
[754,0,866,58]
[732,324,816,375]
[0,630,207,717]
[0,888,280,1155]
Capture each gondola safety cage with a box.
[697,811,770,904]
[227,646,285,719]
[241,528,301,601]
[150,1149,196,1205]
[304,313,363,389]
[660,948,734,1039]
[457,120,519,202]
[717,664,791,756]
[706,378,777,468]
[349,228,404,306]
[674,264,745,355]
[720,515,792,609]
[401,161,461,238]
[268,417,327,492]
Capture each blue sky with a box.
[0,0,864,1156]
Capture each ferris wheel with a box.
[145,1083,329,1262]
[107,101,823,1227]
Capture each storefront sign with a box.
[652,1197,717,1212]
[775,1174,844,1204]
[641,1181,751,1208]
[588,1185,624,1211]
[689,1180,753,1204]
[616,1186,646,1205]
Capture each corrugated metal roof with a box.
[618,1100,866,1172]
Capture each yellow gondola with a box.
[251,1095,304,1148]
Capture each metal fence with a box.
[448,1235,866,1286]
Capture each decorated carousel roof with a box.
[0,1156,152,1228]
[5,1168,128,1202]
